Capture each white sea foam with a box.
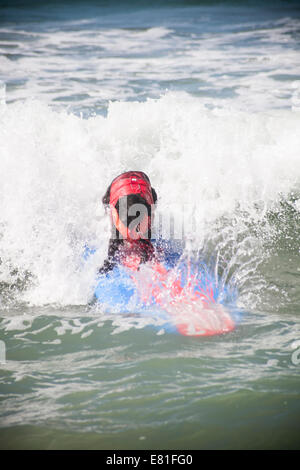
[0,94,299,308]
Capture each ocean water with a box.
[0,0,300,450]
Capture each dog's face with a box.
[102,171,157,240]
[114,194,152,240]
[115,194,152,228]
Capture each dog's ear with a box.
[102,184,111,207]
[151,187,157,205]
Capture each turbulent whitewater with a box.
[0,0,300,450]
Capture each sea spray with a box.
[0,81,5,106]
[1,1,300,450]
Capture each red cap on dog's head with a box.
[103,171,156,208]
[102,171,157,240]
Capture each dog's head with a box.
[102,171,157,240]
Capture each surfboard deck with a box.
[163,299,235,336]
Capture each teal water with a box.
[1,301,300,450]
[0,0,300,450]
